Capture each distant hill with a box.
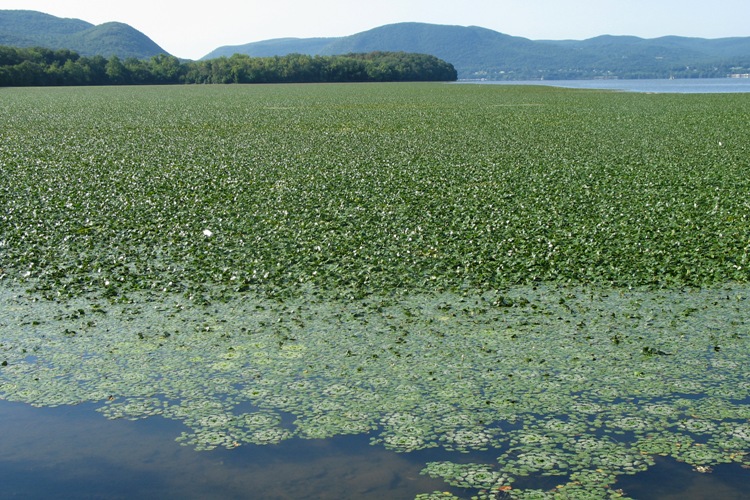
[205,22,750,80]
[0,10,169,59]
[4,11,749,79]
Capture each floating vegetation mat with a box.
[2,84,750,498]
[1,282,748,498]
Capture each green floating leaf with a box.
[2,84,750,499]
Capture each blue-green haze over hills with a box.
[0,10,167,59]
[206,22,750,80]
[2,9,750,79]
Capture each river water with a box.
[461,77,750,93]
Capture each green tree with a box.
[62,59,89,85]
[150,54,182,83]
[82,55,109,85]
[13,60,46,86]
[124,57,151,84]
[105,55,128,84]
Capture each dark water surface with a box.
[0,401,456,499]
[2,400,748,499]
[618,457,749,500]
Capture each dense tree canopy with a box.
[0,46,457,86]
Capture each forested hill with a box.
[206,22,750,80]
[3,10,749,80]
[0,10,168,59]
[0,47,457,86]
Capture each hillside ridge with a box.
[2,11,749,79]
[205,21,750,80]
[0,9,169,59]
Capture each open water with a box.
[0,401,454,499]
[1,400,748,499]
[462,77,750,93]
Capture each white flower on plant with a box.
[203,229,213,237]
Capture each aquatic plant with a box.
[1,84,749,498]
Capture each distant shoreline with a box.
[458,77,750,93]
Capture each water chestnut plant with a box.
[1,83,749,498]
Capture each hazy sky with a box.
[2,0,749,60]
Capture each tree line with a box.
[0,46,457,86]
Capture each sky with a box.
[2,0,749,60]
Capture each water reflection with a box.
[0,401,454,499]
[617,456,748,500]
[2,400,749,499]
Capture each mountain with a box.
[0,10,169,59]
[4,11,748,79]
[204,22,750,80]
